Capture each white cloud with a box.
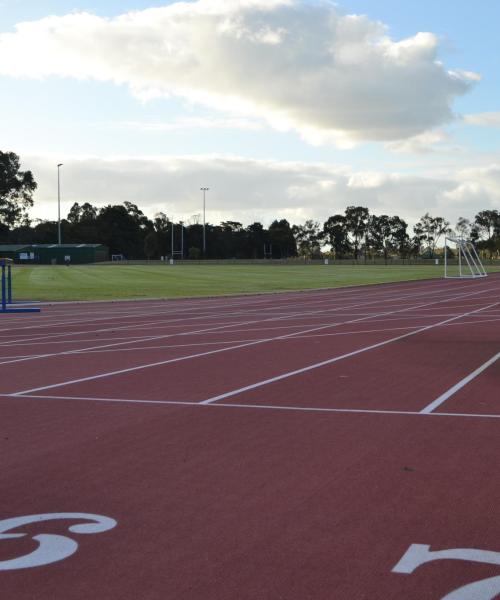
[0,0,477,145]
[105,116,264,132]
[24,154,498,228]
[442,164,500,212]
[385,130,454,154]
[464,112,500,127]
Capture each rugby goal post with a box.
[444,236,487,279]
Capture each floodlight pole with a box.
[180,221,184,259]
[171,219,174,259]
[57,163,63,245]
[200,187,209,258]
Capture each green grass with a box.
[10,263,500,302]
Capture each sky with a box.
[0,0,499,228]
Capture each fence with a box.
[98,257,499,267]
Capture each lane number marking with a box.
[0,513,117,570]
[393,543,500,599]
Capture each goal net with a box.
[444,236,488,279]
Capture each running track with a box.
[1,275,499,599]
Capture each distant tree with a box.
[413,213,450,258]
[455,217,472,239]
[474,210,500,258]
[97,205,148,258]
[188,246,201,259]
[151,212,170,257]
[144,231,160,259]
[153,212,169,233]
[0,151,37,227]
[344,206,369,259]
[322,215,350,258]
[246,222,266,258]
[67,202,98,224]
[389,216,410,258]
[474,210,500,240]
[292,220,321,258]
[369,215,393,263]
[268,219,297,258]
[32,220,58,244]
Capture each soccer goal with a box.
[444,236,488,279]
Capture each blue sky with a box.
[0,0,499,226]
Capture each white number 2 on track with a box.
[393,544,500,599]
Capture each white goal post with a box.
[444,236,487,279]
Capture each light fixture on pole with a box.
[200,187,209,257]
[57,163,63,245]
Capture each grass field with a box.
[9,263,500,302]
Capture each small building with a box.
[0,244,109,265]
[0,245,32,261]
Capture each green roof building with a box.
[0,244,109,265]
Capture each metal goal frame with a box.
[444,236,487,279]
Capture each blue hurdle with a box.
[0,259,41,314]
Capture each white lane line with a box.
[4,315,500,362]
[0,276,489,339]
[0,283,384,345]
[420,351,500,414]
[3,393,500,420]
[0,289,399,366]
[11,287,495,396]
[10,287,498,396]
[201,301,500,404]
[0,280,461,367]
[0,394,198,407]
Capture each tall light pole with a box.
[180,221,184,259]
[200,187,209,258]
[171,218,174,259]
[57,163,63,245]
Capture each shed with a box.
[0,245,32,261]
[0,244,109,264]
[31,244,109,265]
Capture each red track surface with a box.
[1,275,499,599]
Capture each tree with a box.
[474,210,500,240]
[0,151,37,227]
[268,219,297,258]
[389,216,410,259]
[474,210,500,258]
[369,215,409,262]
[344,206,369,259]
[144,231,160,259]
[369,215,392,263]
[292,220,321,258]
[322,215,350,258]
[67,202,98,224]
[413,213,450,258]
[246,222,266,258]
[96,205,148,257]
[455,217,472,239]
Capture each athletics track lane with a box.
[0,397,500,600]
[11,275,497,408]
[0,275,499,599]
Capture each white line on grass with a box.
[200,301,500,404]
[420,351,500,414]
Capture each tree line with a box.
[1,150,499,260]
